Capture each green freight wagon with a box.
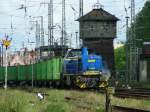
[41,61,47,80]
[0,67,4,81]
[36,62,42,81]
[0,57,63,86]
[47,59,53,80]
[7,66,18,81]
[18,65,26,81]
[52,58,62,80]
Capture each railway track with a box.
[74,88,150,99]
[114,88,150,99]
[112,105,150,112]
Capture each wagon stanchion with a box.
[32,62,34,88]
[30,50,36,88]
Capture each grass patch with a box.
[0,88,149,112]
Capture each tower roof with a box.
[77,8,119,22]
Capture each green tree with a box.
[114,45,126,71]
[135,1,150,41]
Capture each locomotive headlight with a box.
[99,71,102,75]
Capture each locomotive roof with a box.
[77,8,119,22]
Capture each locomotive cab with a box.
[64,49,82,75]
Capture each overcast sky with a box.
[0,0,147,51]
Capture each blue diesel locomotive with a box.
[63,47,110,88]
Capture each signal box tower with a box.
[77,2,119,76]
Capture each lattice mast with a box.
[130,0,138,81]
[62,0,66,46]
[48,0,53,46]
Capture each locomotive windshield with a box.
[66,49,81,58]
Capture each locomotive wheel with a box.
[76,76,86,88]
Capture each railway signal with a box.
[2,35,12,90]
